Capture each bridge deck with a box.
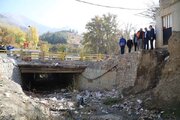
[18,64,87,73]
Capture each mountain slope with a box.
[0,13,60,34]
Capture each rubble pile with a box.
[26,88,176,120]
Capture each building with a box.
[156,0,180,48]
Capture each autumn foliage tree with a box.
[40,42,49,52]
[82,13,119,54]
[0,23,26,47]
[27,26,39,48]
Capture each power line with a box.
[75,0,145,10]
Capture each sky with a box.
[0,0,159,33]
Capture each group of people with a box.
[119,25,156,54]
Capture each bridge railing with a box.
[80,53,105,61]
[0,50,7,53]
[1,49,113,61]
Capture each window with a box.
[162,14,172,45]
[163,14,172,28]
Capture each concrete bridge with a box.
[18,63,87,74]
[1,51,141,91]
[16,61,87,90]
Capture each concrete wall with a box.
[160,0,179,9]
[172,2,180,31]
[156,0,180,48]
[155,10,163,48]
[77,52,141,91]
[77,69,117,90]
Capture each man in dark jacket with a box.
[119,36,126,54]
[149,25,155,49]
[144,27,150,50]
[127,39,133,53]
[133,33,138,51]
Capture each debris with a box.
[54,63,58,66]
[50,97,57,101]
[76,94,85,106]
[137,99,142,104]
[164,56,169,61]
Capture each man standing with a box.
[149,25,155,49]
[137,28,144,49]
[119,36,126,54]
[144,27,150,50]
[133,33,138,51]
[127,39,133,53]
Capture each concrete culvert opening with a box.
[21,73,76,91]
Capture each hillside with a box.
[0,13,61,34]
[40,30,82,45]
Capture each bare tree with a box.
[120,23,136,40]
[138,1,160,21]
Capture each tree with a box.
[121,23,137,40]
[40,42,49,52]
[0,23,26,46]
[15,30,26,45]
[40,31,68,44]
[49,44,66,52]
[82,13,119,54]
[138,1,160,22]
[28,26,39,48]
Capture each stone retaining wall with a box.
[77,52,141,91]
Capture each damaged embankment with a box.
[154,32,180,106]
[0,30,179,119]
[141,32,179,107]
[123,31,180,118]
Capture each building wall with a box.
[155,11,163,48]
[172,2,180,31]
[160,0,179,9]
[156,0,180,48]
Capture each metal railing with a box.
[0,50,7,53]
[0,49,113,61]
